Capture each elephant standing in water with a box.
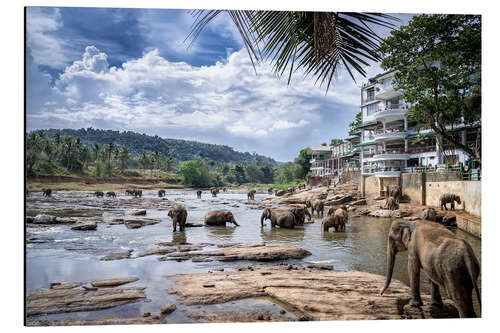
[322,207,348,232]
[42,188,52,197]
[380,220,481,318]
[158,189,166,197]
[210,187,219,197]
[204,210,239,226]
[196,190,202,198]
[168,205,187,232]
[260,208,304,229]
[247,190,256,200]
[306,199,324,216]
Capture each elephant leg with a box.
[430,280,444,308]
[451,203,454,211]
[444,273,476,318]
[173,220,177,232]
[408,254,423,307]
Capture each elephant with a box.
[42,188,52,197]
[380,220,481,318]
[306,199,324,216]
[106,191,116,198]
[196,190,202,198]
[287,204,312,222]
[125,189,134,196]
[260,207,303,229]
[386,185,401,202]
[422,207,438,222]
[384,197,399,211]
[267,188,274,194]
[322,207,348,232]
[440,194,461,211]
[168,205,187,232]
[326,205,347,216]
[210,187,219,197]
[204,210,239,226]
[133,189,142,198]
[158,189,166,197]
[94,191,104,197]
[247,190,256,200]
[223,187,227,192]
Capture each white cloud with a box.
[28,45,362,160]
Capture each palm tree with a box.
[188,11,397,91]
[118,147,130,172]
[91,144,100,163]
[138,152,149,176]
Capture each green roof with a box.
[356,120,378,129]
[355,141,378,147]
[345,135,360,141]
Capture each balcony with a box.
[362,166,404,178]
[375,81,402,100]
[368,152,410,162]
[373,104,408,122]
[374,129,407,142]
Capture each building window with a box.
[366,87,375,102]
[363,103,379,116]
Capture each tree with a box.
[104,142,115,175]
[380,14,481,160]
[231,165,247,184]
[179,160,202,186]
[330,138,344,146]
[348,111,362,135]
[150,150,160,177]
[259,165,274,184]
[118,147,130,171]
[164,157,175,172]
[294,148,311,180]
[189,11,397,92]
[138,152,149,175]
[245,165,264,183]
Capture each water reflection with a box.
[205,225,236,242]
[260,226,306,243]
[171,232,187,244]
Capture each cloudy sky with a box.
[26,7,412,161]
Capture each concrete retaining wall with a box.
[364,176,380,199]
[425,180,481,216]
[401,173,425,205]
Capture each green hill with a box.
[36,128,278,166]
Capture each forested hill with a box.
[36,128,278,166]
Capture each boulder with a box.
[125,209,147,216]
[71,221,97,231]
[160,304,177,315]
[33,214,57,224]
[442,215,457,227]
[123,217,160,229]
[90,277,139,287]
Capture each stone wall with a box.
[341,171,360,184]
[363,176,380,199]
[425,171,461,182]
[401,173,425,205]
[425,180,481,216]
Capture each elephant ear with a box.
[400,226,411,249]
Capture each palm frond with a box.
[186,10,399,92]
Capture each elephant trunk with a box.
[381,241,396,295]
[232,219,240,227]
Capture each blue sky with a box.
[26,7,412,161]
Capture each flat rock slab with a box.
[369,209,411,218]
[34,316,164,326]
[187,309,291,323]
[126,209,147,216]
[27,284,146,316]
[168,264,458,321]
[137,244,205,257]
[71,221,97,231]
[160,243,311,262]
[123,217,160,229]
[90,277,139,287]
[100,250,133,261]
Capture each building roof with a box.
[356,120,378,129]
[306,146,332,154]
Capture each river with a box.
[25,189,481,324]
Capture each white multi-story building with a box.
[359,70,478,179]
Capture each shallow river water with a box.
[25,189,481,324]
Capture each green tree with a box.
[380,14,481,160]
[259,165,274,184]
[189,11,397,92]
[348,111,362,135]
[138,152,149,175]
[179,160,202,186]
[245,165,264,183]
[231,165,247,184]
[118,147,130,171]
[294,148,311,180]
[103,142,115,176]
[330,139,344,146]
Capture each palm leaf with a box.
[186,10,398,92]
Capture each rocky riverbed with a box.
[25,187,481,325]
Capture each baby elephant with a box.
[196,190,202,198]
[322,207,348,232]
[168,205,187,232]
[204,210,239,226]
[42,188,52,197]
[440,194,461,211]
[106,191,116,198]
[158,189,166,197]
[94,191,104,198]
[306,199,324,216]
[384,197,399,211]
[210,187,219,197]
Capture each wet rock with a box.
[369,209,411,218]
[159,243,311,262]
[100,250,133,261]
[34,316,164,326]
[404,216,420,221]
[126,209,147,216]
[143,312,151,317]
[160,304,177,315]
[123,217,160,229]
[187,309,290,323]
[27,284,147,316]
[325,194,354,206]
[55,217,78,224]
[90,277,139,287]
[26,216,34,223]
[442,215,457,227]
[137,247,178,257]
[403,302,459,319]
[185,222,204,228]
[191,257,213,262]
[27,236,54,244]
[307,263,334,270]
[71,221,97,231]
[169,264,458,320]
[32,214,57,224]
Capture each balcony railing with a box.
[363,96,376,104]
